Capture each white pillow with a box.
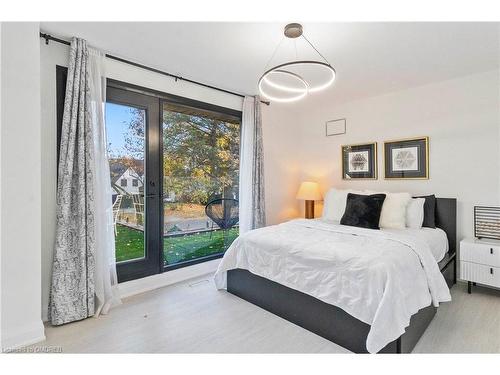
[322,188,365,222]
[406,198,425,229]
[365,191,411,229]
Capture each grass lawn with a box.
[114,224,145,262]
[115,224,238,264]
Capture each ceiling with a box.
[40,22,500,104]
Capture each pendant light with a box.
[258,23,336,103]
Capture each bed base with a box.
[228,269,435,353]
[227,254,456,353]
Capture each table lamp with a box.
[296,181,322,219]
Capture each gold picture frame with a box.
[383,136,429,179]
[341,142,378,180]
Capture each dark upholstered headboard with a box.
[435,198,457,254]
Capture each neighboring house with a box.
[109,158,175,201]
[112,166,143,195]
[109,159,144,197]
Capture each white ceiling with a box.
[40,22,500,103]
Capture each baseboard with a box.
[1,320,46,350]
[118,258,221,298]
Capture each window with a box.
[57,71,241,282]
[162,102,241,268]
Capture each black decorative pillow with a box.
[340,193,387,230]
[415,194,436,228]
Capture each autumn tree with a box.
[162,109,240,205]
[107,108,146,195]
[114,107,240,205]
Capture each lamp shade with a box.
[296,181,322,201]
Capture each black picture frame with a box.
[342,143,377,180]
[384,137,429,179]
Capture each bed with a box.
[214,197,456,353]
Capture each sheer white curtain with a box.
[239,96,266,234]
[88,47,121,316]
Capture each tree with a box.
[108,108,145,193]
[162,110,240,205]
[113,106,240,206]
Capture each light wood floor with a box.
[35,275,500,353]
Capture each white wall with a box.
[0,22,45,348]
[261,103,304,225]
[39,39,295,320]
[292,70,500,242]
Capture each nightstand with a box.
[460,238,500,293]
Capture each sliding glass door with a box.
[162,101,241,269]
[101,81,241,281]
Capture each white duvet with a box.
[214,219,451,353]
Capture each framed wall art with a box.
[384,136,429,179]
[342,143,377,180]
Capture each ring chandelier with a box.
[258,23,336,103]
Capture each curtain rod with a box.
[40,32,270,106]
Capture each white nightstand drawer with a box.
[460,242,500,267]
[460,261,500,287]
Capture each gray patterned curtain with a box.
[239,96,266,233]
[251,97,265,229]
[50,38,96,325]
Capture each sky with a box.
[105,102,142,158]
